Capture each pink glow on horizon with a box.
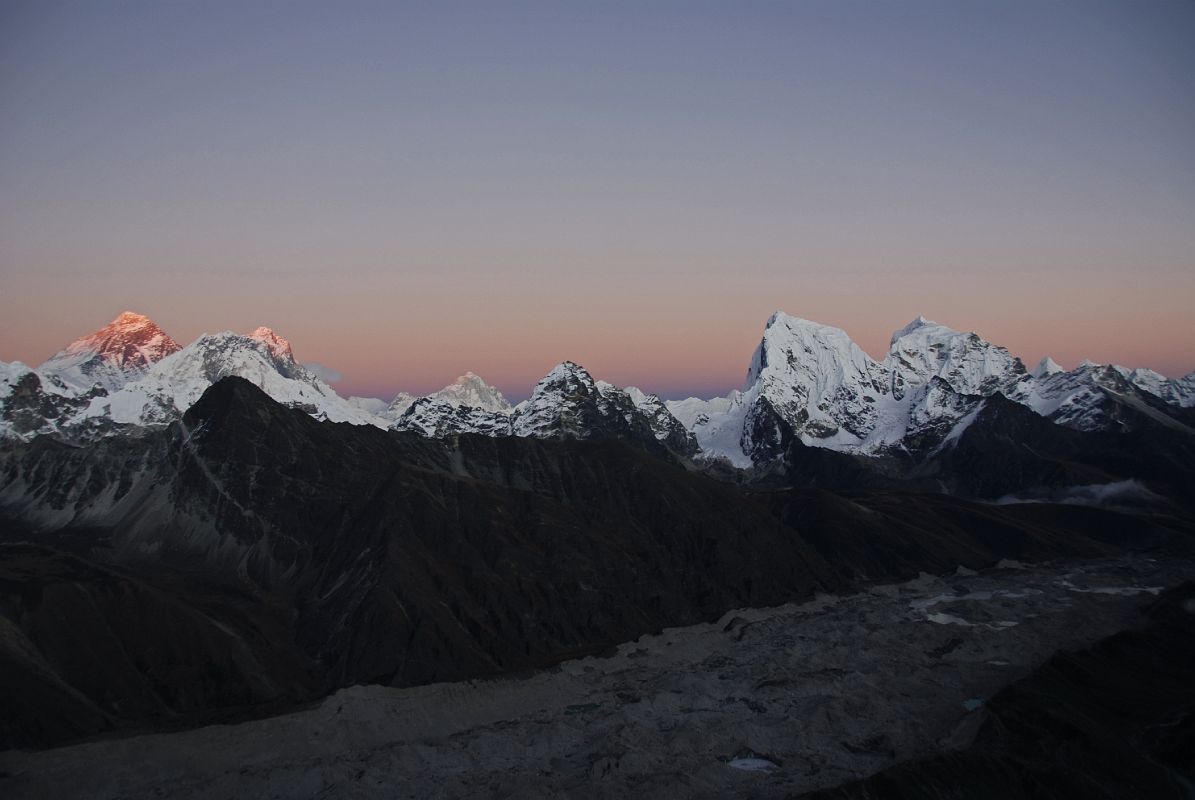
[2,278,1192,403]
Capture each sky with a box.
[2,0,1193,400]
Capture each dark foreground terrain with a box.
[1,377,1193,797]
[2,557,1191,799]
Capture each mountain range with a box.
[4,310,1193,469]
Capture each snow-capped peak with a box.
[747,312,877,389]
[431,371,512,413]
[248,327,296,364]
[672,311,1029,466]
[889,315,937,346]
[113,310,151,326]
[520,361,599,401]
[541,360,592,383]
[887,317,1024,397]
[39,310,181,392]
[1031,356,1065,378]
[385,391,417,418]
[738,312,888,456]
[506,361,694,454]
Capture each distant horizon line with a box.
[9,308,1193,405]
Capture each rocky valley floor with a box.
[2,554,1191,799]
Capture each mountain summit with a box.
[248,327,296,365]
[39,311,181,392]
[431,372,511,413]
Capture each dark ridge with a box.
[930,392,1195,505]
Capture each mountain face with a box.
[1130,368,1195,408]
[509,362,699,459]
[887,315,1024,398]
[38,311,181,393]
[383,391,417,419]
[1006,361,1195,435]
[623,386,701,457]
[383,373,512,427]
[392,397,513,437]
[742,314,889,460]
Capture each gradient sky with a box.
[2,0,1193,400]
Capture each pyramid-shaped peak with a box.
[1031,356,1065,378]
[37,310,180,392]
[889,315,962,346]
[63,311,178,363]
[433,371,511,413]
[530,361,599,396]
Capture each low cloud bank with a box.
[304,362,342,383]
[994,480,1165,510]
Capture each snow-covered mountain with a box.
[622,386,700,455]
[666,311,1192,468]
[248,326,296,366]
[378,373,510,428]
[389,372,511,433]
[744,313,889,449]
[386,365,696,457]
[383,392,418,420]
[499,362,694,457]
[346,396,390,416]
[392,398,513,437]
[3,309,1191,464]
[1,322,381,441]
[1030,356,1065,379]
[431,372,512,413]
[39,311,181,392]
[663,312,1015,466]
[1005,361,1194,434]
[87,332,381,430]
[886,316,1024,399]
[1116,366,1195,409]
[511,362,661,442]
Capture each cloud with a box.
[304,362,342,383]
[994,480,1165,510]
